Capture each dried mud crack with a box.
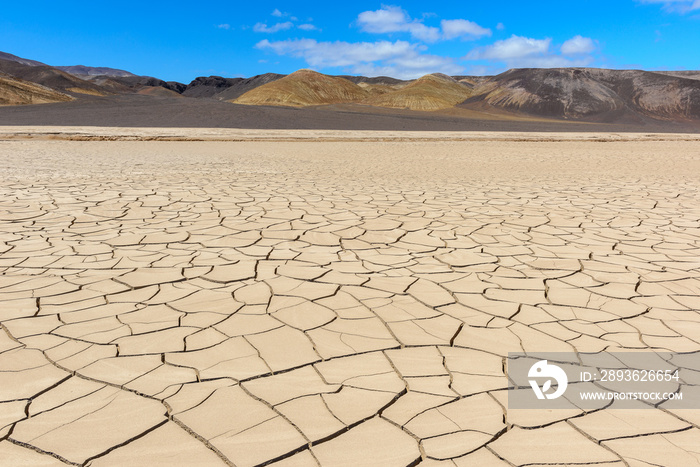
[0,132,699,466]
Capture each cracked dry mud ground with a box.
[1,133,700,466]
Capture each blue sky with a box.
[1,1,698,81]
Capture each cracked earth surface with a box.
[1,131,700,466]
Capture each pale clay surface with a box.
[0,128,700,466]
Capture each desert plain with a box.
[1,127,700,466]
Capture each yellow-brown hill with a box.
[356,81,406,97]
[363,73,474,111]
[232,69,369,107]
[0,73,73,105]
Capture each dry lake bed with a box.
[1,128,700,466]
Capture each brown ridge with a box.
[232,69,369,107]
[0,73,73,106]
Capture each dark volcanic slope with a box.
[181,76,242,98]
[158,73,284,99]
[1,93,697,133]
[213,73,285,101]
[462,68,627,121]
[462,68,700,122]
[586,69,700,120]
[102,75,186,94]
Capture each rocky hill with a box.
[363,73,473,111]
[0,50,699,125]
[55,65,135,78]
[0,59,109,96]
[0,73,72,105]
[460,68,700,122]
[232,70,369,107]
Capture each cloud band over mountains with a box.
[256,39,463,79]
[252,6,599,78]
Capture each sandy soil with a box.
[1,128,699,466]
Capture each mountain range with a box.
[1,50,699,130]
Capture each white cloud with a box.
[357,6,441,43]
[441,19,491,40]
[357,6,494,43]
[350,61,462,79]
[298,24,320,31]
[257,39,414,67]
[216,24,230,30]
[467,65,491,76]
[561,35,595,55]
[465,35,595,69]
[253,22,293,33]
[251,10,601,77]
[271,9,296,20]
[409,25,441,43]
[468,35,551,60]
[636,0,700,12]
[390,54,463,74]
[356,6,410,33]
[496,22,505,31]
[256,38,463,78]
